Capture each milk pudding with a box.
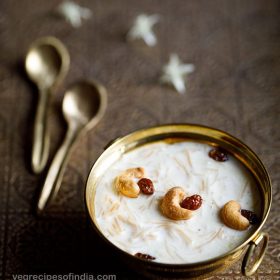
[94,140,261,264]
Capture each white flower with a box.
[127,14,160,46]
[160,54,195,94]
[57,1,92,28]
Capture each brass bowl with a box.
[85,124,271,279]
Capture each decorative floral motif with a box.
[127,14,160,46]
[56,1,92,28]
[160,54,195,94]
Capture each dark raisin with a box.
[135,252,156,260]
[241,209,259,225]
[209,147,229,162]
[181,194,203,210]
[137,178,154,195]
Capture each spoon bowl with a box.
[63,81,105,128]
[25,37,70,89]
[25,37,70,173]
[37,80,107,213]
[26,45,61,89]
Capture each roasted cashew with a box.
[220,200,250,231]
[161,187,193,220]
[115,167,145,198]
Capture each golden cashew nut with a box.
[115,167,145,198]
[220,200,250,231]
[161,187,193,220]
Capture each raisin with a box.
[181,194,202,210]
[137,178,154,195]
[241,209,259,225]
[135,252,156,260]
[209,147,229,162]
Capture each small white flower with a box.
[160,54,195,94]
[57,1,92,28]
[127,14,160,46]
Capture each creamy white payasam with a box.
[94,141,261,264]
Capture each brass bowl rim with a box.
[85,123,272,268]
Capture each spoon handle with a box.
[32,88,51,173]
[37,126,80,212]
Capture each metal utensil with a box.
[25,37,70,174]
[85,124,271,278]
[37,80,107,213]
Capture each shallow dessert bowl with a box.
[85,124,271,279]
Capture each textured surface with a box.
[0,0,279,279]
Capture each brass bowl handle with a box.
[242,232,269,276]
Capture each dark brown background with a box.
[0,0,279,279]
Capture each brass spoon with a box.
[37,80,107,213]
[25,37,70,174]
